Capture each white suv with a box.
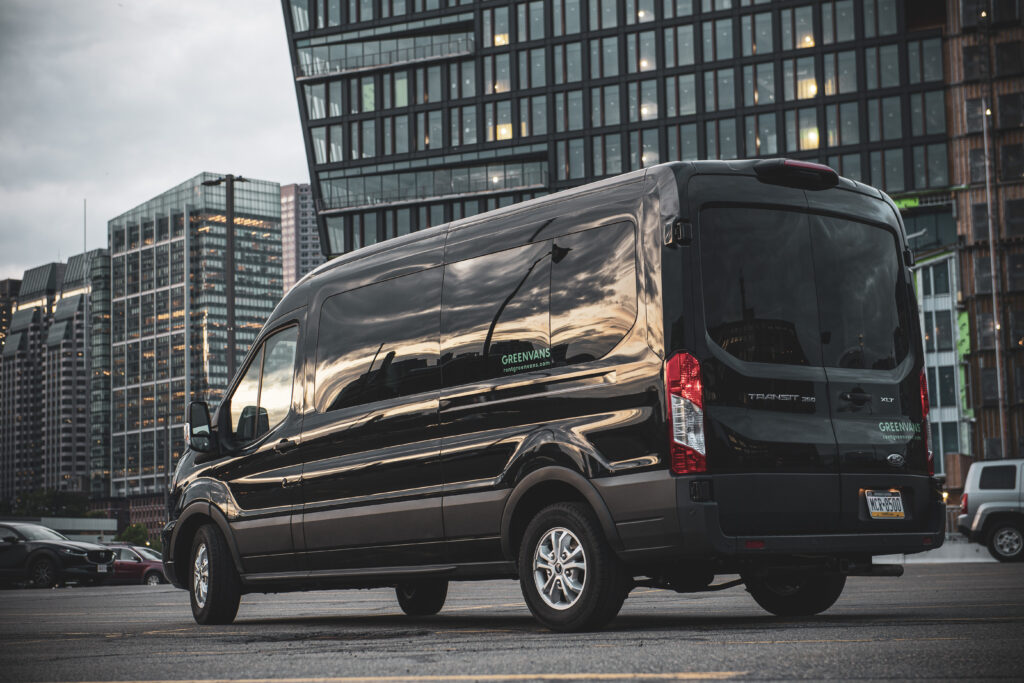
[957,458,1024,562]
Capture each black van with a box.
[163,160,944,631]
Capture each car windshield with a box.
[18,525,69,541]
[136,547,162,561]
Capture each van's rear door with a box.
[693,179,842,536]
[804,191,930,533]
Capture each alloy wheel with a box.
[193,542,209,607]
[994,527,1023,558]
[533,526,587,610]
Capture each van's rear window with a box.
[700,207,910,370]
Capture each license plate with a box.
[97,564,107,573]
[866,490,905,519]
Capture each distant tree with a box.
[11,489,89,517]
[116,523,151,547]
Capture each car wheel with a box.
[189,524,241,624]
[518,502,630,632]
[987,521,1024,562]
[743,572,846,617]
[396,579,448,616]
[144,571,165,586]
[29,557,58,588]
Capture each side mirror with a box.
[2,535,19,544]
[185,401,216,453]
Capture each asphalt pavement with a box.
[2,562,1022,682]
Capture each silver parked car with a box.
[957,458,1024,562]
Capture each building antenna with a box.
[83,198,87,252]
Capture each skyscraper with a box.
[42,249,110,494]
[106,173,282,500]
[282,183,325,293]
[0,279,20,354]
[1,263,65,503]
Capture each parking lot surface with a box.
[2,563,1022,682]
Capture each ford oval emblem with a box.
[887,453,906,468]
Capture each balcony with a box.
[297,37,474,79]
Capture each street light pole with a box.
[981,100,1010,458]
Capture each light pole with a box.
[201,174,248,379]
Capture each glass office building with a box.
[281,0,948,257]
[106,174,282,497]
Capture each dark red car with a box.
[106,545,167,585]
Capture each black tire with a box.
[189,524,241,624]
[396,579,448,616]
[29,556,59,588]
[517,502,630,632]
[143,571,165,586]
[744,572,846,617]
[986,521,1024,562]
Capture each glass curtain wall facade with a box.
[107,174,282,498]
[0,279,21,354]
[282,183,325,293]
[282,0,948,258]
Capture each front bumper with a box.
[161,520,181,588]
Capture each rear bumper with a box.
[599,471,946,562]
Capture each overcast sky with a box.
[0,0,309,280]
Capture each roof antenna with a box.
[83,198,87,253]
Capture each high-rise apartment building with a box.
[105,173,282,499]
[282,183,325,293]
[42,249,110,495]
[945,3,1024,463]
[0,279,20,353]
[0,263,65,503]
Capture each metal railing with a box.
[298,38,474,78]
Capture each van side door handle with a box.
[281,475,302,488]
[275,438,298,454]
[840,391,872,406]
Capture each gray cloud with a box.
[0,0,309,279]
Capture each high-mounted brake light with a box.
[753,158,840,190]
[666,352,706,474]
[920,370,934,477]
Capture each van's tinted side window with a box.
[551,222,638,365]
[812,216,910,370]
[441,241,551,386]
[979,464,1017,490]
[701,208,821,365]
[315,268,441,412]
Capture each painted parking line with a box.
[60,674,747,683]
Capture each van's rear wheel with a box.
[987,521,1024,562]
[396,579,448,616]
[744,572,846,617]
[518,502,630,632]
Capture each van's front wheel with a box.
[189,524,241,625]
[518,502,630,632]
[744,572,846,617]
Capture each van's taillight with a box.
[753,158,840,190]
[960,493,968,515]
[666,352,706,474]
[920,370,934,477]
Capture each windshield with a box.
[136,547,162,561]
[18,525,69,541]
[700,207,911,369]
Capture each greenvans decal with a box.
[501,348,552,374]
[878,420,921,442]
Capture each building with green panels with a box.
[106,174,282,499]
